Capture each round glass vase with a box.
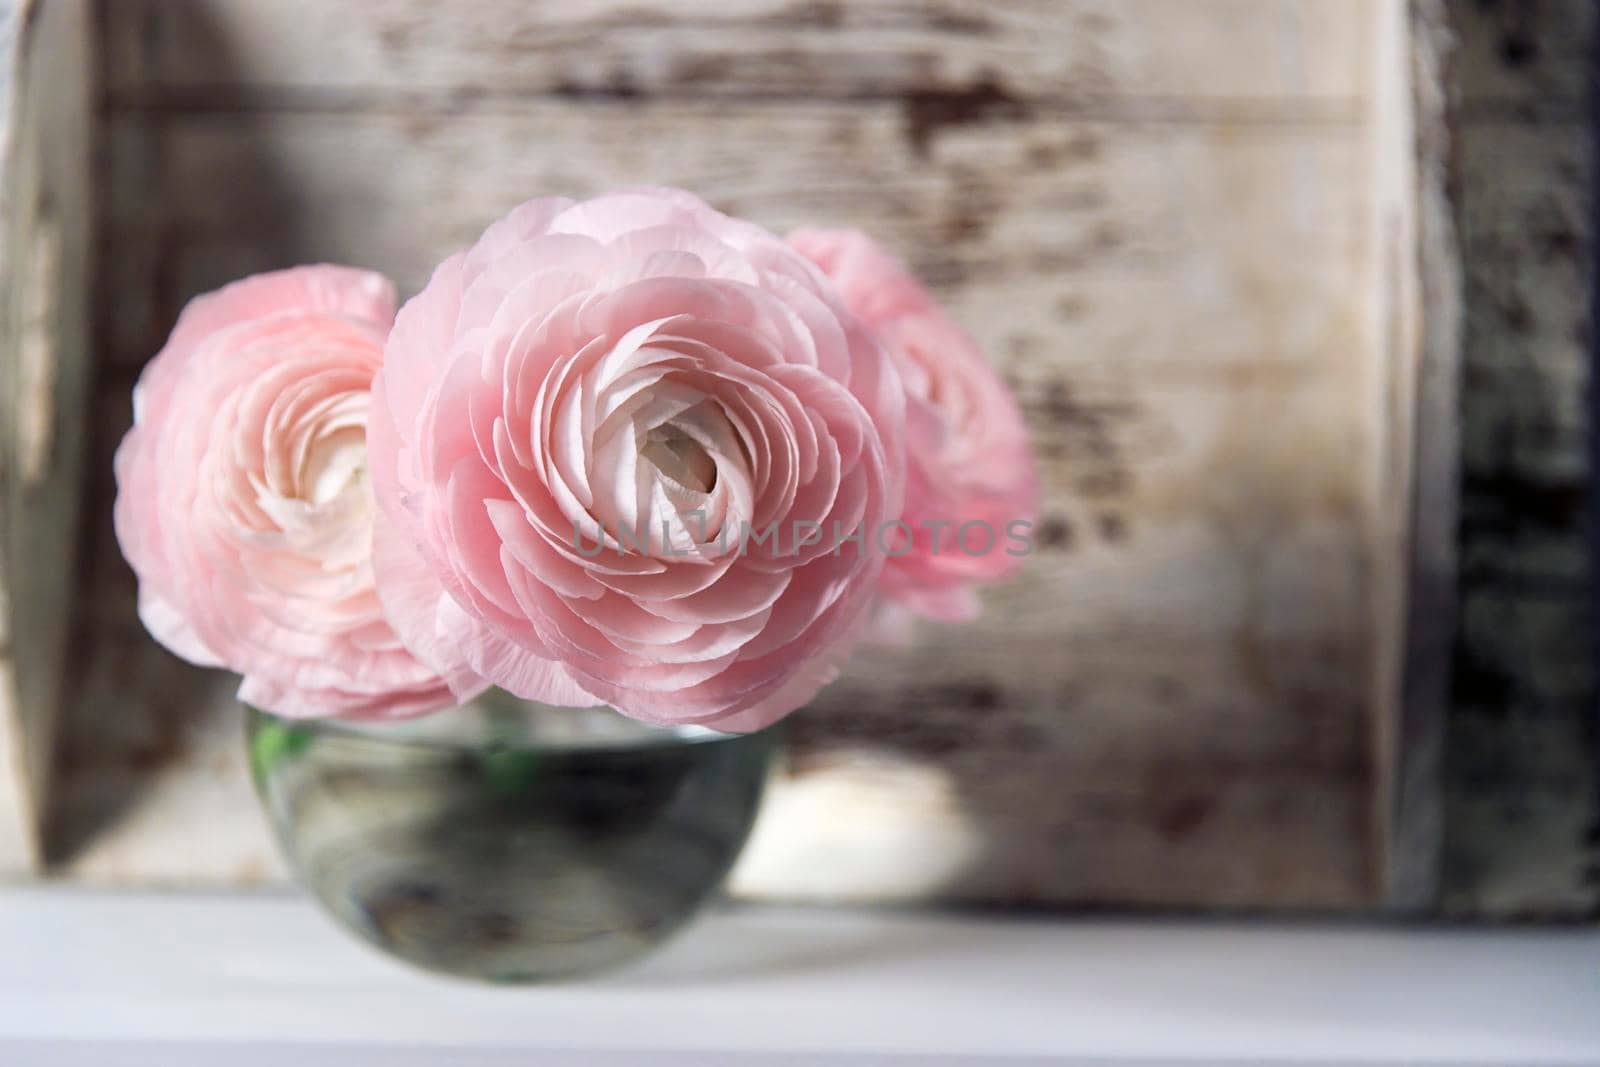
[246,690,775,983]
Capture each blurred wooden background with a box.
[0,0,1593,916]
[1443,0,1596,916]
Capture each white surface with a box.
[0,886,1596,1065]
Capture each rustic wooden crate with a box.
[1,0,1488,911]
[0,0,93,874]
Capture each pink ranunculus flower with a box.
[368,188,905,731]
[788,229,1038,624]
[113,265,462,719]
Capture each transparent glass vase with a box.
[247,690,775,983]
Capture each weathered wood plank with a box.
[95,105,1369,371]
[100,0,1374,111]
[1371,0,1462,912]
[0,0,94,875]
[1441,0,1598,918]
[0,0,26,877]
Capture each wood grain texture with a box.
[0,0,93,875]
[99,0,1373,108]
[1368,0,1464,913]
[0,0,27,876]
[1441,0,1598,918]
[55,0,1426,908]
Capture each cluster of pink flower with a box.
[115,188,1036,731]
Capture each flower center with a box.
[639,422,717,494]
[301,426,370,507]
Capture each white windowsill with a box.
[0,885,1595,1065]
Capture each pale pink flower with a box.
[368,188,905,731]
[113,265,459,719]
[788,229,1037,622]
